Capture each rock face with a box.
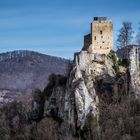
[38,50,130,140]
[40,51,140,140]
[74,51,115,77]
[117,46,140,99]
[129,47,140,98]
[129,47,139,76]
[0,50,140,140]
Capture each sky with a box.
[0,0,140,59]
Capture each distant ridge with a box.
[0,50,67,62]
[0,50,70,105]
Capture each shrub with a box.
[118,59,129,67]
[108,50,119,73]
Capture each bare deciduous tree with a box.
[136,23,140,45]
[116,22,133,49]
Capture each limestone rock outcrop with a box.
[1,50,139,140]
[129,47,140,98]
[37,50,128,139]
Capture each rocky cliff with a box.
[129,47,140,99]
[0,50,140,140]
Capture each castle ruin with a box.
[83,17,113,54]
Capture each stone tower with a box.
[92,17,113,54]
[83,17,113,54]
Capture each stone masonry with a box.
[83,17,113,54]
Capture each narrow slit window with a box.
[94,36,96,40]
[100,30,102,34]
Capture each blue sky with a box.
[0,0,140,58]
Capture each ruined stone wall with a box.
[83,34,92,51]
